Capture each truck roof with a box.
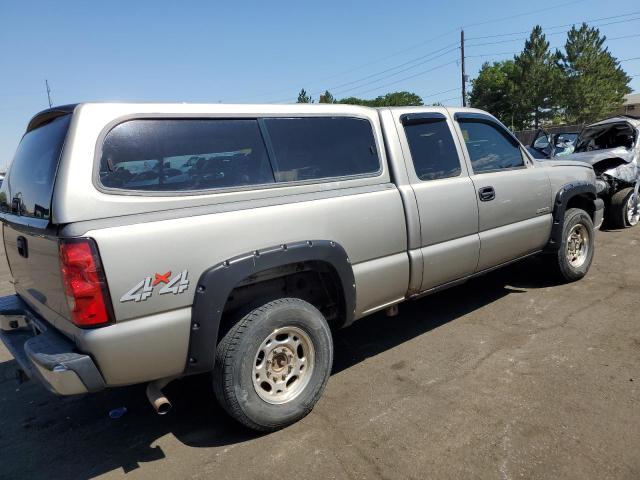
[30,103,487,126]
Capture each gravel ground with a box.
[0,227,638,480]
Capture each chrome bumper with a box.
[0,295,105,395]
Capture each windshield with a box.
[0,114,71,220]
[574,122,636,153]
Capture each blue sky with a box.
[1,0,639,170]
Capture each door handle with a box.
[478,186,495,202]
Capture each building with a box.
[612,93,640,116]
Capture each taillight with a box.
[59,238,113,328]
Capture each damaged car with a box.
[527,129,579,159]
[561,116,640,228]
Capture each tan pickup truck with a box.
[0,103,602,431]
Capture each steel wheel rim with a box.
[566,223,590,268]
[252,326,315,404]
[626,193,640,226]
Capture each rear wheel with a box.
[213,298,333,431]
[608,187,639,228]
[550,208,595,282]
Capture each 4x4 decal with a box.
[120,270,189,303]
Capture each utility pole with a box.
[45,79,52,108]
[460,30,466,107]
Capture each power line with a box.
[465,51,519,59]
[266,6,639,104]
[275,13,640,102]
[291,32,638,103]
[465,33,640,61]
[272,46,460,103]
[608,33,640,41]
[250,0,596,102]
[345,60,459,98]
[460,0,589,29]
[313,44,459,95]
[466,9,640,40]
[466,18,640,48]
[429,95,463,104]
[239,34,461,102]
[422,87,460,99]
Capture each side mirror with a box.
[531,129,552,156]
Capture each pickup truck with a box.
[0,103,603,431]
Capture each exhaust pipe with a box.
[146,377,174,415]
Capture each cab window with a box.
[404,120,461,180]
[459,121,525,173]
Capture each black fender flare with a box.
[185,240,355,375]
[546,181,597,251]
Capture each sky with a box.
[0,0,639,170]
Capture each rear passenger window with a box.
[404,121,461,180]
[99,119,274,191]
[263,117,380,182]
[458,121,525,173]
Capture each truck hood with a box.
[561,147,635,165]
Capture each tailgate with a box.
[0,110,73,325]
[3,224,70,323]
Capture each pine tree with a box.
[296,88,313,103]
[319,90,335,103]
[560,23,631,123]
[512,26,563,128]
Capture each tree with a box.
[373,91,423,106]
[338,96,374,106]
[512,25,563,128]
[469,60,528,129]
[336,91,423,107]
[297,88,313,103]
[560,23,631,123]
[319,90,336,103]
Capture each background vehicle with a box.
[0,103,602,431]
[527,129,579,159]
[563,116,640,228]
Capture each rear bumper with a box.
[0,295,105,395]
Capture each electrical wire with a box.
[264,7,639,103]
[466,9,640,40]
[341,60,459,98]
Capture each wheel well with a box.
[566,194,595,222]
[219,261,346,336]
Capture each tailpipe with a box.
[146,377,174,415]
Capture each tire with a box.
[551,208,595,282]
[213,298,333,432]
[608,187,639,228]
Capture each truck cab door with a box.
[453,113,552,272]
[396,111,480,291]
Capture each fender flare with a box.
[185,240,355,375]
[546,181,597,251]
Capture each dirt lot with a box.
[0,227,639,480]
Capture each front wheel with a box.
[551,208,595,282]
[213,298,333,431]
[608,187,639,228]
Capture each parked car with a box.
[0,103,602,431]
[563,116,640,228]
